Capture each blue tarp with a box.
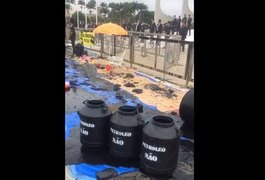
[69,163,137,180]
[65,65,157,110]
[65,112,80,140]
[134,71,159,82]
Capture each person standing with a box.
[135,20,142,42]
[182,14,187,25]
[156,19,163,47]
[149,19,156,45]
[176,16,182,34]
[69,18,76,55]
[150,19,156,34]
[179,22,188,52]
[136,20,142,32]
[172,15,178,34]
[156,19,163,34]
[187,14,193,36]
[165,21,171,38]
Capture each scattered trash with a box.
[115,92,123,100]
[132,89,143,94]
[124,73,134,79]
[144,84,165,91]
[96,168,118,180]
[168,89,174,94]
[124,82,136,87]
[171,111,178,116]
[165,93,173,98]
[105,64,113,71]
[95,64,105,69]
[113,84,121,91]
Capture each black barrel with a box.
[78,100,112,149]
[140,115,181,177]
[179,88,194,139]
[109,106,144,159]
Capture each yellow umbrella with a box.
[93,22,128,36]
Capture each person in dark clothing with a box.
[126,22,132,31]
[182,14,187,25]
[177,16,182,34]
[149,19,156,45]
[135,20,142,42]
[165,21,171,38]
[179,22,188,52]
[187,14,192,36]
[140,23,145,43]
[69,18,76,54]
[172,16,178,34]
[141,23,145,32]
[150,19,156,33]
[156,19,163,46]
[156,19,163,34]
[136,20,142,32]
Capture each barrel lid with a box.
[118,106,138,116]
[151,115,174,128]
[78,100,111,118]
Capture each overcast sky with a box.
[87,0,194,17]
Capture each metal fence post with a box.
[185,43,194,87]
[100,35,104,58]
[114,35,116,56]
[163,41,169,80]
[129,35,134,68]
[154,39,158,69]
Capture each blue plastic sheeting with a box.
[65,67,80,80]
[69,163,137,180]
[79,84,121,105]
[134,71,159,83]
[125,97,157,111]
[180,136,194,143]
[69,165,94,180]
[65,112,80,140]
[65,66,157,110]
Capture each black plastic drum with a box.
[179,88,194,138]
[78,100,112,149]
[140,115,181,177]
[109,106,144,159]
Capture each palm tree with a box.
[86,0,96,9]
[99,2,109,18]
